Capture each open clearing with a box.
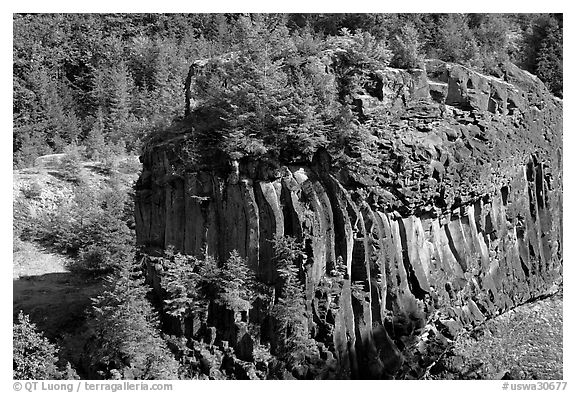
[13,240,103,372]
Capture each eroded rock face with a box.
[135,60,562,378]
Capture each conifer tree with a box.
[12,13,564,166]
[107,62,133,144]
[216,250,255,311]
[90,68,109,112]
[85,107,107,161]
[151,39,185,127]
[152,41,173,125]
[161,251,207,318]
[30,65,78,151]
[536,18,563,97]
[470,14,510,71]
[436,14,479,66]
[270,235,317,367]
[13,312,66,379]
[390,23,422,69]
[88,264,179,379]
[325,27,391,111]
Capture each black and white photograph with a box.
[11,10,567,387]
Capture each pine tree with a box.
[88,264,179,379]
[216,250,255,311]
[12,13,565,166]
[192,16,342,162]
[90,67,109,111]
[436,14,479,66]
[13,311,68,379]
[536,18,563,97]
[161,252,207,318]
[269,235,317,368]
[223,15,296,158]
[29,65,78,151]
[13,125,52,168]
[469,14,511,73]
[107,62,133,144]
[85,107,108,161]
[152,40,176,127]
[390,22,422,69]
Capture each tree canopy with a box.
[13,13,563,168]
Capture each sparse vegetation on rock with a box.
[13,13,563,381]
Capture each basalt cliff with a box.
[134,59,562,379]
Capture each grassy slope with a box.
[13,156,141,376]
[429,291,563,380]
[13,155,562,380]
[13,240,102,335]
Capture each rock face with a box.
[135,59,562,378]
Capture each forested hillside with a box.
[13,13,562,168]
[13,13,563,381]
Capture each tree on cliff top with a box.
[389,22,423,69]
[192,15,333,162]
[535,18,563,98]
[14,14,563,168]
[190,16,391,164]
[193,17,391,166]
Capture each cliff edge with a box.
[134,58,562,379]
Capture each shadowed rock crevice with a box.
[135,59,562,379]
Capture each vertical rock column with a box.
[135,154,561,378]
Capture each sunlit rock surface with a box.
[135,59,562,378]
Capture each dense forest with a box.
[13,13,562,168]
[13,13,563,380]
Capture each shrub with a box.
[69,212,134,274]
[57,144,87,184]
[28,179,134,274]
[13,231,26,253]
[40,208,134,274]
[20,181,43,200]
[13,311,77,379]
[118,155,142,175]
[99,141,129,175]
[13,197,33,241]
[326,28,391,105]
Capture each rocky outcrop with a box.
[135,59,562,378]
